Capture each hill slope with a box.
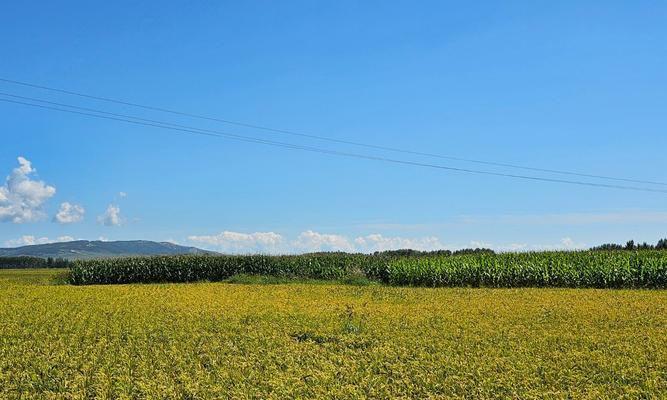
[0,240,217,260]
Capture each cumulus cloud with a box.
[525,237,586,251]
[354,234,445,252]
[506,243,528,251]
[469,240,493,249]
[555,237,586,249]
[98,204,123,226]
[4,235,75,247]
[4,235,51,247]
[119,192,127,198]
[466,238,586,252]
[188,231,283,253]
[0,157,56,223]
[54,202,85,224]
[561,237,575,248]
[187,230,454,254]
[293,230,356,253]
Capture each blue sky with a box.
[1,1,665,253]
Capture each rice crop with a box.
[1,269,665,399]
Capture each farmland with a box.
[1,269,666,399]
[69,251,667,288]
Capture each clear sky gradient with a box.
[1,1,665,253]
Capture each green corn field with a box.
[385,251,667,288]
[69,253,389,285]
[69,250,667,288]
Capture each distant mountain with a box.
[0,240,217,260]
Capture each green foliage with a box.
[373,247,494,257]
[386,251,667,288]
[451,247,495,256]
[69,250,667,288]
[373,249,452,257]
[69,253,391,285]
[339,304,366,334]
[0,256,70,269]
[591,243,625,251]
[592,238,667,251]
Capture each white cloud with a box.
[187,230,452,254]
[185,230,590,255]
[561,237,575,248]
[470,238,587,252]
[4,235,74,247]
[469,240,568,252]
[0,157,56,223]
[188,231,283,253]
[527,237,586,251]
[54,202,85,224]
[98,204,123,226]
[354,233,446,252]
[5,235,51,247]
[119,192,127,198]
[470,240,493,249]
[293,230,355,253]
[553,237,585,249]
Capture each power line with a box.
[1,95,666,194]
[1,76,664,187]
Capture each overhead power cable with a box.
[0,77,664,187]
[1,95,666,194]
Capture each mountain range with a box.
[0,240,217,260]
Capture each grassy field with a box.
[1,269,666,399]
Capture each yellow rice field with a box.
[0,269,665,399]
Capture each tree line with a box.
[591,238,667,251]
[0,256,71,269]
[1,240,665,269]
[373,248,495,257]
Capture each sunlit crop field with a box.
[1,269,666,399]
[68,251,667,288]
